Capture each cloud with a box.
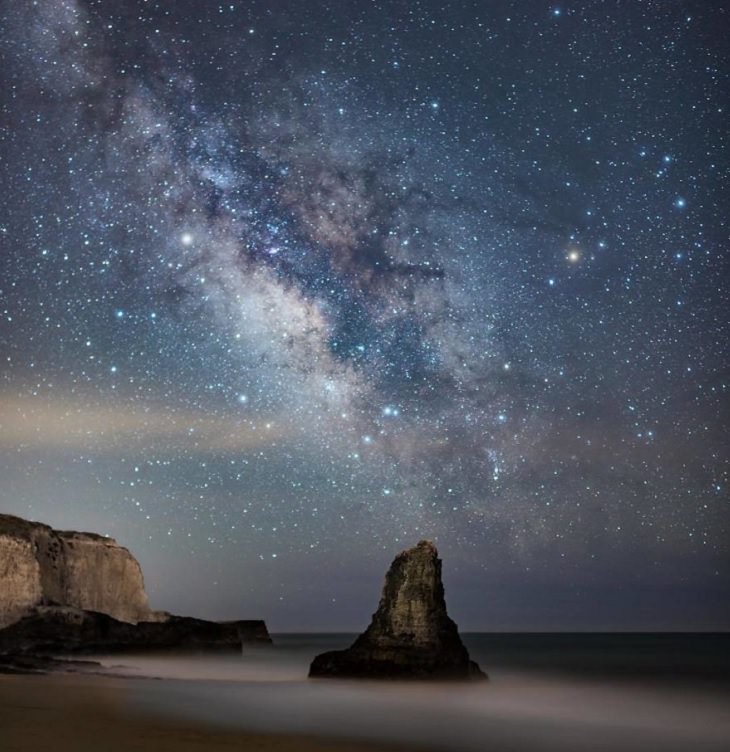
[0,394,291,454]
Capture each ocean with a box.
[97,633,730,751]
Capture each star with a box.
[0,0,725,634]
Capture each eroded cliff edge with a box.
[0,513,271,659]
[0,513,154,628]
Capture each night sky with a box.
[1,0,728,632]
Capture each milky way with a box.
[1,0,728,630]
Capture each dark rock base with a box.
[309,647,487,680]
[0,606,271,656]
[0,654,104,675]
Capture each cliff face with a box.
[361,539,451,650]
[0,514,153,628]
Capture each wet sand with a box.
[0,673,414,752]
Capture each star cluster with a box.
[0,0,728,630]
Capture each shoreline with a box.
[0,673,419,752]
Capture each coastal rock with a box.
[309,540,486,680]
[0,513,155,627]
[0,606,271,655]
[0,652,103,675]
[0,513,272,656]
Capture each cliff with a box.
[0,513,272,659]
[0,513,155,628]
[310,540,486,680]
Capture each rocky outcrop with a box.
[0,514,155,627]
[0,653,103,675]
[0,513,272,656]
[309,540,486,680]
[0,606,271,655]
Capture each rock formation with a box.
[0,513,271,659]
[0,606,270,655]
[309,540,486,680]
[0,513,156,628]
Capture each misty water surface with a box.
[93,634,730,752]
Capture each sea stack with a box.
[309,540,486,680]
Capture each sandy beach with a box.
[0,673,414,752]
[2,638,730,752]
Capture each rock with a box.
[0,513,272,655]
[0,652,103,675]
[0,513,155,627]
[0,606,271,655]
[309,540,486,680]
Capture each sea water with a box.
[96,633,730,752]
